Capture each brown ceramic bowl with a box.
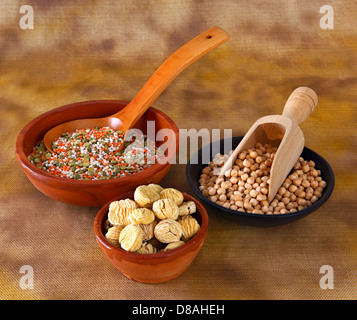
[94,192,209,283]
[15,100,179,207]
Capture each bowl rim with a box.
[186,136,335,219]
[15,99,179,186]
[93,192,209,260]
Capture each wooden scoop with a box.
[43,26,229,152]
[219,87,318,203]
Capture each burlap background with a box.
[1,0,356,299]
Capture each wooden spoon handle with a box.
[116,26,230,129]
[282,87,318,125]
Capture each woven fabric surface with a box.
[0,0,356,300]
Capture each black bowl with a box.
[186,136,335,220]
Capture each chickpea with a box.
[252,209,263,214]
[219,194,227,202]
[231,169,238,177]
[261,187,268,195]
[310,169,319,177]
[216,177,224,184]
[202,166,211,174]
[270,199,278,208]
[274,207,282,214]
[305,192,313,200]
[249,151,258,159]
[318,180,326,188]
[308,160,315,167]
[243,167,251,174]
[281,197,290,205]
[297,198,307,206]
[250,198,259,207]
[295,190,305,198]
[238,151,247,160]
[208,188,217,196]
[221,181,232,189]
[311,195,319,203]
[243,202,253,211]
[235,201,243,208]
[260,200,269,207]
[278,187,286,196]
[294,162,301,169]
[243,159,251,167]
[250,163,259,171]
[244,183,253,191]
[250,189,258,198]
[313,190,322,198]
[283,181,290,189]
[310,180,319,189]
[284,191,291,198]
[264,158,272,167]
[233,194,242,202]
[262,206,270,213]
[230,176,238,184]
[255,156,264,164]
[250,171,258,179]
[202,189,209,197]
[200,173,209,180]
[277,202,285,208]
[301,180,310,188]
[256,194,266,201]
[224,170,231,178]
[286,202,295,210]
[306,187,314,194]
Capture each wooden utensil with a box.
[44,26,229,152]
[219,87,318,203]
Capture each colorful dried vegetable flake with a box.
[28,127,164,180]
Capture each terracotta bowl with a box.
[15,100,179,207]
[186,136,335,220]
[94,192,209,283]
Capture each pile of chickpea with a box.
[199,143,327,215]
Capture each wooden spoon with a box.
[44,26,229,152]
[219,87,318,203]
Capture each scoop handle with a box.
[282,87,318,125]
